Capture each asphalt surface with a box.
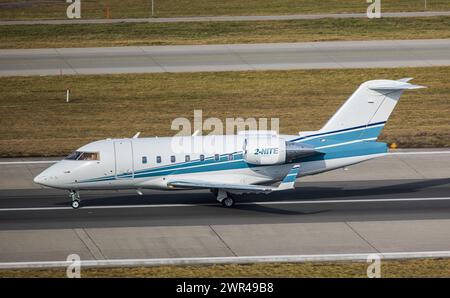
[1,179,450,231]
[1,11,450,25]
[1,151,450,262]
[2,39,450,76]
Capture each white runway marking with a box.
[389,151,450,155]
[1,197,449,212]
[0,160,58,165]
[1,251,450,269]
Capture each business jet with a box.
[34,78,424,209]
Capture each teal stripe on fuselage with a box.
[79,125,388,183]
[293,140,387,163]
[135,159,251,178]
[80,152,243,183]
[295,125,384,147]
[290,121,386,142]
[134,152,239,175]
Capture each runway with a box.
[1,179,450,230]
[1,179,450,264]
[0,151,450,265]
[2,39,450,76]
[1,11,450,26]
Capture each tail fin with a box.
[320,78,425,139]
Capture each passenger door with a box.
[114,140,134,179]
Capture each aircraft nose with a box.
[33,173,48,185]
[34,167,59,187]
[33,162,73,188]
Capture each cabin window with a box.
[156,156,161,163]
[142,156,147,164]
[200,154,205,161]
[214,154,220,161]
[228,154,233,161]
[171,155,176,163]
[65,151,100,161]
[185,155,190,162]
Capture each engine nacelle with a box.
[243,136,318,165]
[243,136,286,165]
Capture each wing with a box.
[167,179,274,193]
[167,165,300,194]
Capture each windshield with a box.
[65,151,100,161]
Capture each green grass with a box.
[1,258,450,277]
[0,67,448,157]
[1,16,450,49]
[0,0,449,20]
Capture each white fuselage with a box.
[33,133,385,191]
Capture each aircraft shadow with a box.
[53,178,450,216]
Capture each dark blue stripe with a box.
[290,121,386,142]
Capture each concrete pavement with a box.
[1,218,450,262]
[1,11,450,26]
[0,150,449,265]
[2,39,450,76]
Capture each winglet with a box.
[277,164,300,191]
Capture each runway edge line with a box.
[1,251,450,269]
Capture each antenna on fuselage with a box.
[132,132,141,138]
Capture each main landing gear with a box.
[212,189,235,208]
[221,196,235,208]
[69,190,81,209]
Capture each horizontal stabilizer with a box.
[368,80,426,90]
[397,77,414,83]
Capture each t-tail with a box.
[320,78,425,140]
[293,78,425,160]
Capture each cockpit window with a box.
[65,151,82,160]
[65,151,100,161]
[79,152,100,160]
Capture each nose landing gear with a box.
[69,190,81,209]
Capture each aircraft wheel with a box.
[221,197,235,208]
[71,199,80,209]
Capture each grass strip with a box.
[0,67,448,157]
